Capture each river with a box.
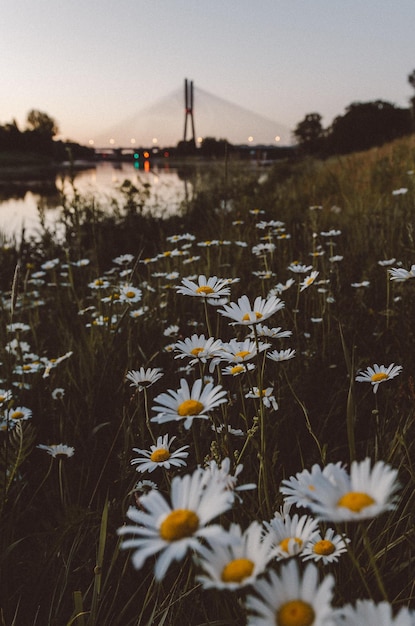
[0,160,195,242]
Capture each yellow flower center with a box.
[242,311,263,321]
[22,364,33,371]
[235,350,251,359]
[125,291,136,299]
[196,285,214,294]
[178,399,204,416]
[163,251,172,257]
[190,347,204,356]
[306,277,314,286]
[159,509,199,541]
[150,448,171,463]
[255,389,267,397]
[230,365,245,375]
[313,539,335,556]
[276,600,316,626]
[94,279,104,286]
[0,395,5,402]
[371,372,388,383]
[279,537,303,553]
[221,558,254,583]
[11,411,24,420]
[337,491,375,512]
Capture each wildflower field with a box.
[1,136,415,626]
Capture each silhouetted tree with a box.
[26,110,59,139]
[326,100,411,154]
[293,113,325,155]
[198,137,231,157]
[408,69,415,131]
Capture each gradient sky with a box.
[2,0,415,146]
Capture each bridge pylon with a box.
[183,78,196,147]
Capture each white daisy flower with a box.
[388,265,415,282]
[211,423,245,437]
[166,232,195,243]
[246,559,335,626]
[14,361,43,375]
[163,325,180,337]
[217,338,270,364]
[131,435,189,473]
[129,306,149,318]
[320,229,341,237]
[42,351,73,378]
[7,322,31,333]
[280,462,346,509]
[247,324,292,340]
[5,406,32,422]
[351,280,370,288]
[267,348,296,362]
[176,275,231,299]
[252,243,276,256]
[182,255,201,264]
[378,258,397,266]
[195,522,275,590]
[334,599,415,626]
[51,387,65,400]
[288,263,313,274]
[270,278,296,295]
[41,258,60,270]
[126,367,164,391]
[302,457,400,522]
[218,294,284,326]
[173,334,223,365]
[117,467,234,580]
[222,363,256,376]
[264,504,319,559]
[6,339,31,355]
[0,389,13,405]
[37,444,75,458]
[202,457,256,495]
[71,258,90,267]
[245,387,279,411]
[355,363,402,393]
[133,479,158,495]
[112,253,134,265]
[256,219,285,229]
[151,378,227,430]
[300,270,319,292]
[88,278,111,289]
[119,285,142,304]
[252,270,277,280]
[301,528,350,564]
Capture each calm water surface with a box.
[0,161,193,241]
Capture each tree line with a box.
[0,110,93,161]
[293,70,415,156]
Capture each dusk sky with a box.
[2,1,415,146]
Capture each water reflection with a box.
[0,161,194,240]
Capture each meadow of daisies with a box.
[1,136,415,626]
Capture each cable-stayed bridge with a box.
[94,81,292,149]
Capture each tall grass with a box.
[0,136,414,625]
